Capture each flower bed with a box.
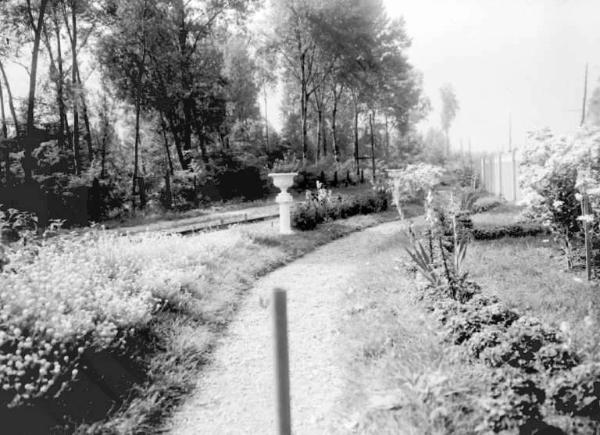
[292,183,389,231]
[403,189,599,432]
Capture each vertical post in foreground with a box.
[273,288,291,435]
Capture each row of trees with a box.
[0,0,439,225]
[268,0,428,172]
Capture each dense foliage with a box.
[0,0,439,226]
[292,182,389,230]
[0,228,251,407]
[519,127,600,271]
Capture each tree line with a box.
[0,0,431,225]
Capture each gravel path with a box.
[166,219,408,435]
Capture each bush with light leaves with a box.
[0,228,248,406]
[519,127,600,269]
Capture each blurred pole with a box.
[581,63,589,126]
[273,288,291,435]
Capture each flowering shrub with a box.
[519,127,600,269]
[0,228,249,406]
[388,163,445,211]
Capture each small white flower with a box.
[577,214,594,224]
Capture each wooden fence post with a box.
[273,288,291,435]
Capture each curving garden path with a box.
[165,219,414,435]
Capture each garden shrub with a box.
[480,316,561,372]
[471,223,547,240]
[467,327,504,358]
[538,344,580,374]
[444,301,519,345]
[471,196,504,214]
[292,185,388,231]
[549,362,600,419]
[480,370,546,432]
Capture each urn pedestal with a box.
[268,172,298,235]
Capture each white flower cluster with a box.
[519,126,600,222]
[0,228,247,405]
[390,163,445,205]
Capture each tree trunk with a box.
[384,113,390,160]
[263,85,269,152]
[0,82,7,186]
[369,111,376,181]
[182,99,193,152]
[24,0,49,183]
[352,92,359,175]
[132,91,142,208]
[322,116,327,157]
[42,19,66,150]
[0,61,18,134]
[100,127,107,179]
[193,117,209,164]
[52,8,67,149]
[74,67,93,163]
[71,0,81,175]
[315,108,321,162]
[131,8,148,209]
[0,82,7,139]
[165,112,187,170]
[160,113,174,175]
[299,47,309,161]
[332,96,339,161]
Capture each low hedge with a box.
[419,272,596,432]
[472,224,548,240]
[471,196,504,214]
[292,190,388,231]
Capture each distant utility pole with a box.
[581,63,589,126]
[508,113,512,152]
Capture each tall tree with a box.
[440,83,459,155]
[23,0,50,183]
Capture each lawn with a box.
[467,209,600,360]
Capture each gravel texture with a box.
[166,220,407,435]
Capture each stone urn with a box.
[268,172,298,235]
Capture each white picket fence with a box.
[479,150,522,202]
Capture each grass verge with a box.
[331,227,489,434]
[332,206,600,433]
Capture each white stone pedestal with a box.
[268,172,298,235]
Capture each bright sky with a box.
[386,0,600,152]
